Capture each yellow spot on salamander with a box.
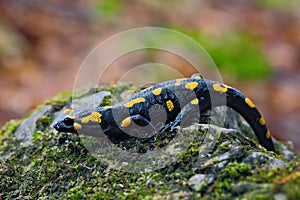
[190,98,199,105]
[68,115,75,119]
[166,100,174,112]
[92,112,102,121]
[81,118,88,123]
[194,75,202,79]
[73,123,82,130]
[175,78,186,86]
[121,117,131,128]
[152,88,162,96]
[213,84,228,93]
[266,130,271,139]
[245,97,255,108]
[64,109,73,114]
[259,117,266,126]
[185,82,198,90]
[81,111,102,123]
[124,98,146,108]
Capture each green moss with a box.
[100,95,112,107]
[46,91,72,111]
[31,131,46,141]
[35,115,52,131]
[0,119,20,136]
[209,162,252,198]
[50,91,73,102]
[278,171,300,199]
[0,120,21,156]
[1,83,299,199]
[221,162,252,179]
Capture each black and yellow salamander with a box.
[54,74,275,152]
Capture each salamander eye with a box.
[63,117,74,126]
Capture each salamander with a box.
[54,74,275,152]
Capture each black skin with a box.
[55,117,74,132]
[54,74,275,152]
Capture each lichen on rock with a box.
[0,82,299,199]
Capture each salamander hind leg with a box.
[159,99,201,134]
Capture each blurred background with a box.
[0,0,299,151]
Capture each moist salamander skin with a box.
[54,74,275,152]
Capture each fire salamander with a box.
[54,74,275,152]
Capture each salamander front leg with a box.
[120,114,158,139]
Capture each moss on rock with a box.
[0,83,299,199]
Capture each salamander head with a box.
[53,109,101,133]
[54,115,77,133]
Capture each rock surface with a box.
[0,83,299,199]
